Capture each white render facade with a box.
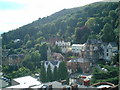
[55,41,71,53]
[72,44,85,54]
[42,60,61,72]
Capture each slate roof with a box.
[50,60,59,66]
[45,60,60,66]
[109,42,117,47]
[43,81,70,88]
[86,39,102,44]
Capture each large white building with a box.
[55,41,71,53]
[71,44,85,57]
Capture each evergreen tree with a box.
[53,66,58,81]
[58,61,68,80]
[39,42,48,61]
[46,64,53,82]
[40,62,47,82]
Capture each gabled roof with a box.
[109,42,117,47]
[86,39,102,44]
[45,60,60,66]
[50,60,59,66]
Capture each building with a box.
[5,76,41,89]
[84,39,118,62]
[47,36,61,45]
[51,53,64,61]
[14,39,21,43]
[47,48,64,61]
[2,54,24,66]
[55,41,71,53]
[67,58,92,74]
[71,44,85,57]
[84,39,104,63]
[41,60,61,72]
[101,42,118,61]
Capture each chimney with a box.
[71,84,78,90]
[48,84,52,90]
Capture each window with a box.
[107,53,108,56]
[107,49,108,52]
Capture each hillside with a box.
[1,1,119,84]
[2,2,119,47]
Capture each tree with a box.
[35,44,41,50]
[53,66,58,81]
[31,50,41,66]
[58,61,68,80]
[40,63,47,83]
[91,65,119,85]
[46,64,53,82]
[100,23,115,42]
[85,17,96,29]
[35,37,45,44]
[74,26,90,43]
[24,34,30,43]
[39,42,48,61]
[26,40,32,48]
[111,54,119,65]
[22,54,35,71]
[52,45,61,53]
[12,66,31,78]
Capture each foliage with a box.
[2,2,119,46]
[91,65,119,85]
[100,23,115,42]
[1,2,119,81]
[111,54,119,65]
[39,42,48,61]
[40,62,47,82]
[46,65,53,82]
[58,61,68,80]
[53,66,58,81]
[12,67,31,78]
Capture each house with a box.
[102,42,118,61]
[84,39,103,62]
[47,48,64,61]
[51,53,64,61]
[14,39,21,43]
[2,54,24,66]
[47,36,61,45]
[67,58,92,74]
[84,39,118,61]
[41,60,61,72]
[71,44,85,57]
[55,41,71,53]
